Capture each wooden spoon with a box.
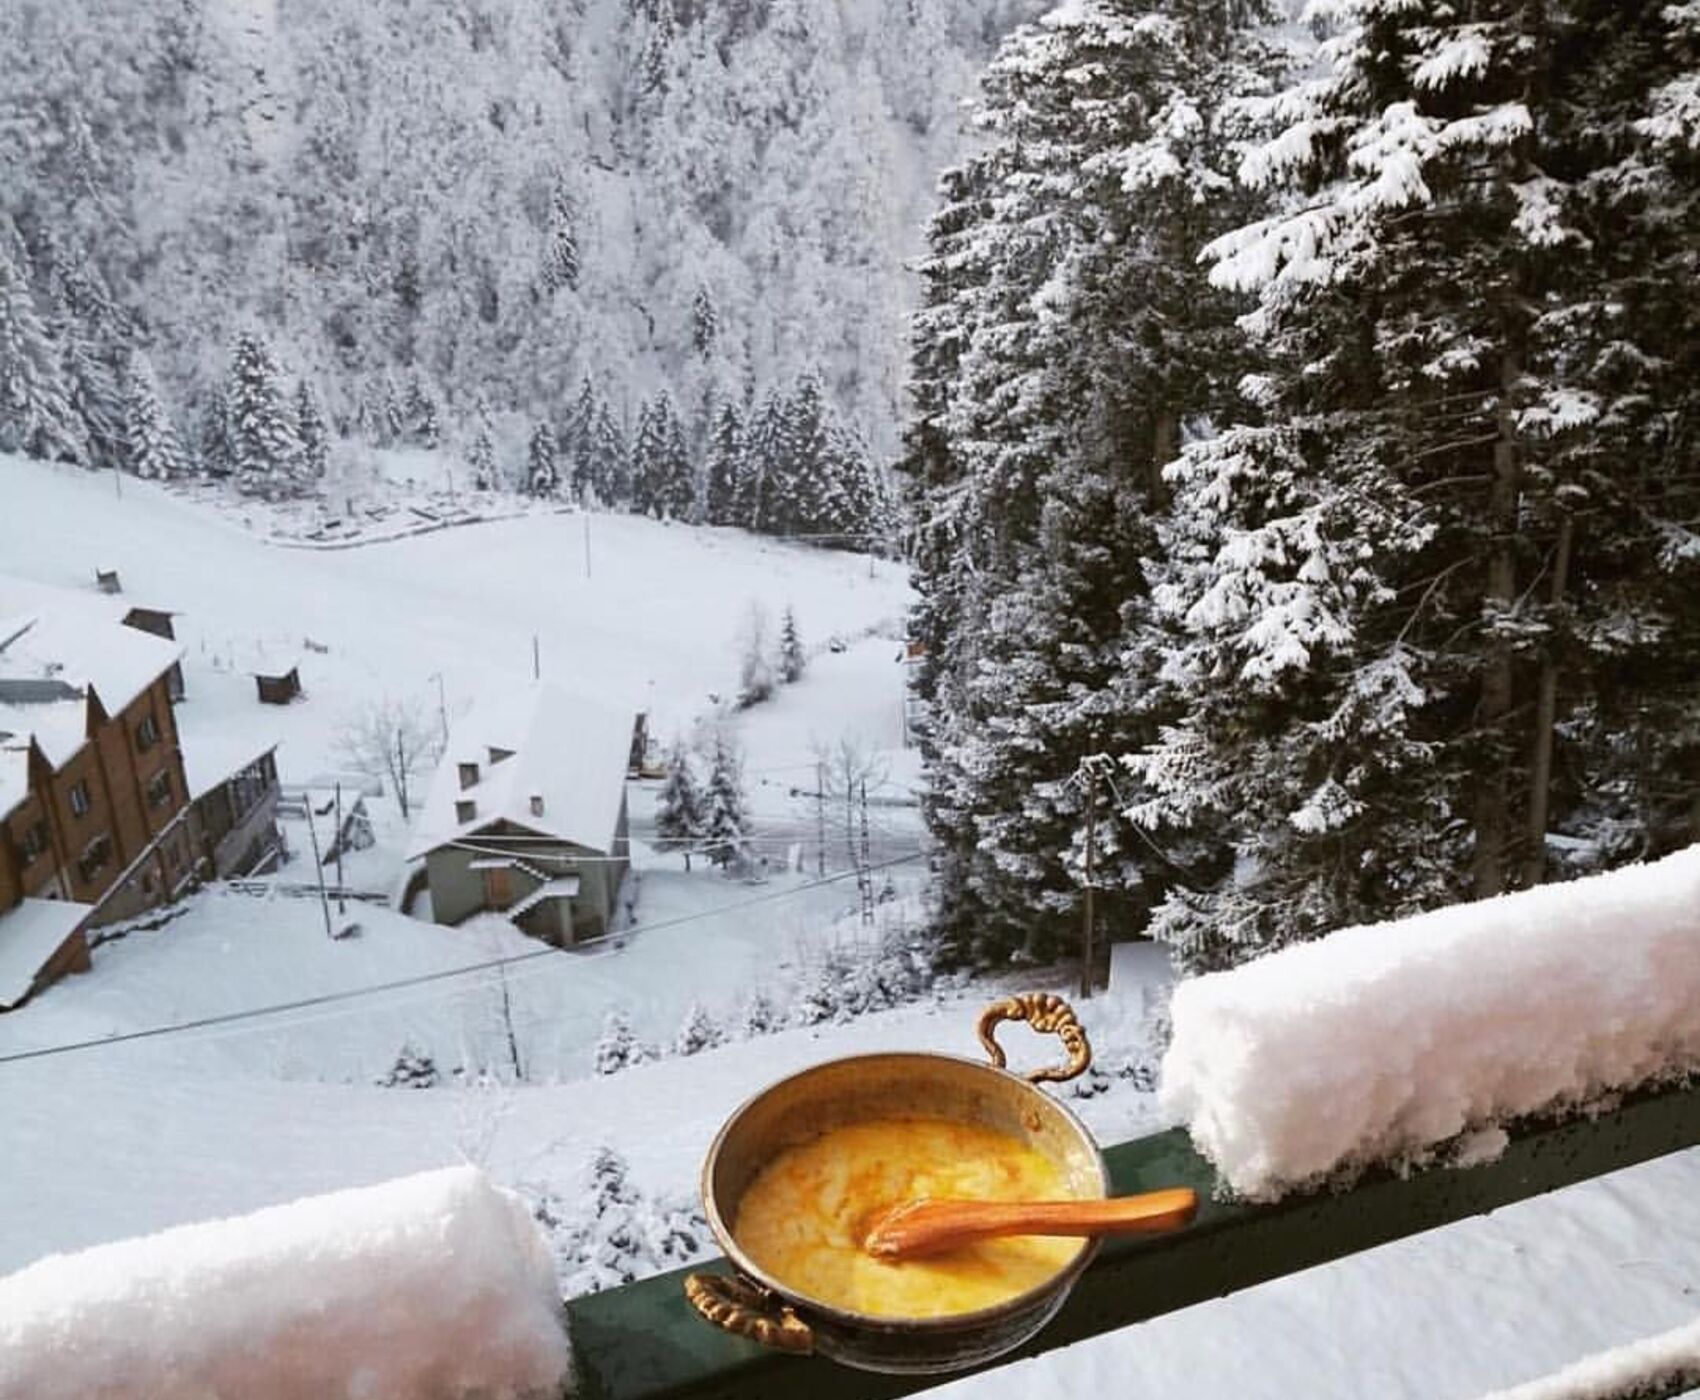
[862,1187,1198,1261]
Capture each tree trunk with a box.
[1471,340,1523,899]
[1521,512,1574,887]
[1151,411,1177,508]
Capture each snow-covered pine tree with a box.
[690,285,717,358]
[197,384,232,478]
[404,373,439,449]
[674,1002,725,1055]
[565,377,599,503]
[653,738,705,866]
[737,987,780,1037]
[778,371,836,538]
[541,177,581,294]
[1126,0,1700,968]
[593,1007,643,1075]
[380,1043,441,1087]
[704,400,744,526]
[777,605,805,683]
[295,379,328,483]
[590,401,630,507]
[898,0,1279,963]
[629,396,665,517]
[228,331,301,497]
[469,398,497,490]
[46,252,125,468]
[737,388,787,532]
[656,395,696,521]
[122,351,187,480]
[0,241,82,462]
[703,731,747,868]
[527,420,559,497]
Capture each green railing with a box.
[566,1076,1700,1400]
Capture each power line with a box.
[0,849,929,1069]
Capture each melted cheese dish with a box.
[732,1117,1085,1318]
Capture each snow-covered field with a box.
[2,455,1699,1399]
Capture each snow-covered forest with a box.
[902,0,1700,972]
[0,0,1048,533]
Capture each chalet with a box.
[0,580,282,1009]
[407,683,631,946]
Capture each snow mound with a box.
[1160,846,1700,1200]
[0,1166,570,1400]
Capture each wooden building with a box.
[0,584,282,1010]
[407,683,632,947]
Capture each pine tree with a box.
[541,178,580,294]
[656,395,696,520]
[469,397,497,490]
[527,420,559,497]
[654,738,705,866]
[123,352,187,480]
[295,379,328,482]
[228,331,301,497]
[737,987,780,1038]
[703,732,747,868]
[0,242,81,462]
[897,0,1279,963]
[594,1008,643,1075]
[704,400,744,526]
[56,315,123,468]
[566,378,600,503]
[691,285,717,358]
[404,373,439,449]
[777,605,805,683]
[674,1002,725,1056]
[198,384,232,478]
[587,402,629,507]
[629,395,674,518]
[738,389,787,532]
[380,1043,440,1088]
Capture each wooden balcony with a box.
[566,1076,1700,1400]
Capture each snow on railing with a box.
[1162,844,1700,1201]
[1475,1314,1700,1400]
[0,1167,570,1400]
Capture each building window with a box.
[147,770,172,809]
[20,820,49,865]
[458,762,480,790]
[455,798,476,823]
[68,780,91,818]
[136,712,160,752]
[76,833,112,884]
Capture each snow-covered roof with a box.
[182,735,279,801]
[0,898,91,1009]
[0,577,184,769]
[407,682,631,861]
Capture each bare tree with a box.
[336,695,442,821]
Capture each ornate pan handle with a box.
[684,1272,815,1355]
[976,992,1093,1084]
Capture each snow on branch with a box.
[1161,846,1700,1201]
[0,1167,570,1400]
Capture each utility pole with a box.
[532,634,541,681]
[857,779,874,926]
[1081,759,1100,1000]
[305,791,334,939]
[815,760,827,877]
[333,782,346,917]
[429,672,448,749]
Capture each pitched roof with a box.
[406,682,632,862]
[0,899,91,1009]
[0,576,184,769]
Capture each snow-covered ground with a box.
[3,454,1699,1399]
